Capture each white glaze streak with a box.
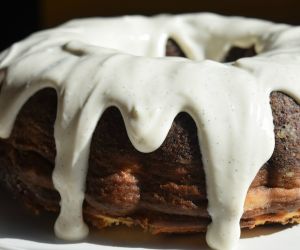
[0,13,300,250]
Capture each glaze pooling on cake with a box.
[0,13,300,250]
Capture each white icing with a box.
[0,13,300,250]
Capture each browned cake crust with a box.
[0,40,299,234]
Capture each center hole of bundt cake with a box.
[165,38,257,62]
[223,45,257,62]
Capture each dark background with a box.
[1,0,300,51]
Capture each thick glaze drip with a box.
[0,13,300,250]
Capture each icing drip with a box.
[0,13,300,250]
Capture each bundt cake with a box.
[0,13,299,250]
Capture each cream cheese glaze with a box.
[0,13,300,250]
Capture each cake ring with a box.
[0,13,300,250]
